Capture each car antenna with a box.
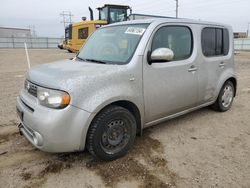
[24,42,31,69]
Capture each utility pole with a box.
[247,22,250,38]
[27,25,36,37]
[60,11,74,29]
[175,0,179,18]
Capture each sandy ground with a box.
[0,49,249,188]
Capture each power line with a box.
[120,0,131,5]
[179,0,248,11]
[175,0,179,18]
[130,0,175,12]
[129,0,247,18]
[157,8,176,15]
[131,0,176,17]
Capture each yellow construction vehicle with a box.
[64,4,131,53]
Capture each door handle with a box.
[219,62,225,67]
[188,65,197,72]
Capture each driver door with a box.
[143,24,199,123]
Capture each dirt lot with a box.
[0,49,249,188]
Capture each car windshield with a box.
[77,24,148,65]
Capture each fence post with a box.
[241,39,244,50]
[30,36,33,49]
[12,35,15,48]
[248,38,250,51]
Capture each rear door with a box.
[143,24,199,123]
[197,26,230,104]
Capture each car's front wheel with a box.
[212,80,235,112]
[87,105,136,161]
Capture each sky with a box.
[0,0,250,37]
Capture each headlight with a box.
[37,87,70,109]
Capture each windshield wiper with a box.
[76,57,107,64]
[84,58,107,64]
[76,56,85,61]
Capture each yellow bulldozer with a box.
[63,4,131,53]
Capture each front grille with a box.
[24,80,37,97]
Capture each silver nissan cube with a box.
[16,18,237,161]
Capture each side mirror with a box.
[148,48,174,64]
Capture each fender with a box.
[214,67,237,101]
[78,85,145,150]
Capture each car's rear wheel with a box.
[87,105,136,161]
[212,80,235,112]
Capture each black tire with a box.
[211,81,235,112]
[87,105,136,161]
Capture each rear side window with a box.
[223,29,229,55]
[152,26,193,61]
[216,29,223,55]
[201,27,230,57]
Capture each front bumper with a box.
[16,89,94,152]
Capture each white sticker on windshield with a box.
[125,27,146,35]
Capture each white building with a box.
[0,27,31,38]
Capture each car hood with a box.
[27,59,125,91]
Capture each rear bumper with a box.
[16,91,94,152]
